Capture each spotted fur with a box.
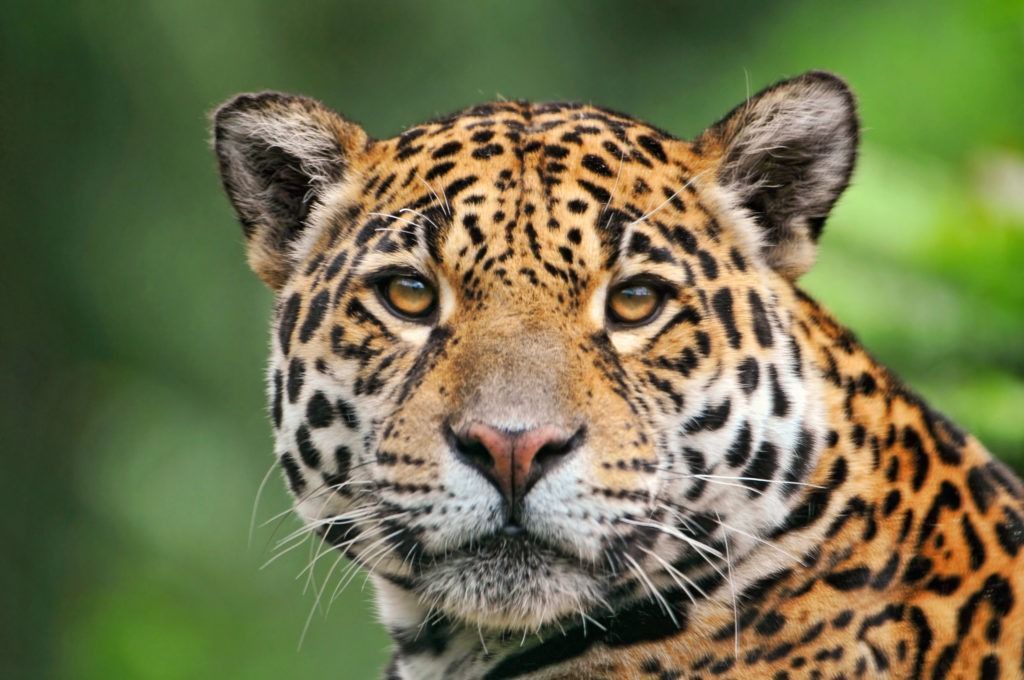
[212,71,1024,679]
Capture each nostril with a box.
[450,430,496,471]
[527,426,587,487]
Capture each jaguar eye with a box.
[379,275,437,320]
[607,281,664,326]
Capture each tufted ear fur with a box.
[212,92,368,289]
[697,71,859,279]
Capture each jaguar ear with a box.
[697,71,859,279]
[212,92,368,289]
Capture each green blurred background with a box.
[3,1,1022,677]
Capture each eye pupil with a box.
[384,275,436,319]
[608,282,662,325]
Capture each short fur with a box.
[212,71,1024,679]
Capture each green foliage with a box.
[2,1,1021,677]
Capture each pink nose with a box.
[452,423,584,506]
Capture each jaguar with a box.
[211,71,1024,679]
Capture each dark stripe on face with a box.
[395,327,453,404]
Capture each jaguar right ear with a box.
[212,92,369,289]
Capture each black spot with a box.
[871,553,900,590]
[271,370,283,429]
[902,555,933,584]
[725,423,752,467]
[543,144,569,159]
[882,489,901,516]
[832,610,854,628]
[755,611,786,636]
[324,251,348,281]
[567,228,582,244]
[825,566,870,591]
[666,225,698,254]
[980,655,1000,680]
[729,247,746,271]
[443,175,479,201]
[769,365,790,417]
[995,505,1024,557]
[566,199,588,214]
[917,481,962,549]
[279,452,305,494]
[683,400,731,433]
[295,425,321,468]
[278,293,302,354]
[961,514,986,570]
[851,424,866,448]
[581,154,614,177]
[577,179,610,204]
[904,427,929,491]
[299,290,330,343]
[783,429,815,496]
[306,391,334,428]
[697,249,718,279]
[336,398,359,429]
[967,466,996,513]
[287,358,305,403]
[711,288,741,348]
[924,574,961,595]
[425,161,455,180]
[330,445,352,486]
[747,290,773,347]
[471,129,495,143]
[472,143,504,159]
[742,441,778,495]
[431,141,462,158]
[637,134,667,162]
[737,357,759,394]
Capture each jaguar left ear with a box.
[697,71,859,279]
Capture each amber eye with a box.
[607,281,664,326]
[379,275,437,320]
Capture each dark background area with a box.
[3,1,1022,677]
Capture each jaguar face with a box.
[213,73,857,632]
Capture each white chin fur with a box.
[415,549,603,631]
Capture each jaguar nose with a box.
[450,423,585,508]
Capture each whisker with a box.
[628,167,714,226]
[623,554,678,627]
[399,207,441,232]
[717,510,740,659]
[418,176,450,217]
[298,551,347,650]
[249,459,279,548]
[619,517,724,559]
[638,546,705,604]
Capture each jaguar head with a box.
[213,71,858,632]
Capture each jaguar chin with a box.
[213,70,1024,679]
[410,535,606,632]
